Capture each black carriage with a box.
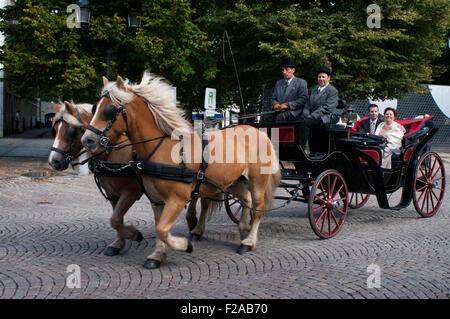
[225,103,446,239]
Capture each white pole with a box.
[0,0,6,137]
[78,152,90,176]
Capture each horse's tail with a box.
[264,139,281,210]
[205,194,224,221]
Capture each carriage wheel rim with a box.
[349,192,370,209]
[309,170,348,238]
[413,153,445,217]
[225,197,253,224]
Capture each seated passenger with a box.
[270,58,309,121]
[300,66,339,153]
[357,103,383,134]
[375,107,406,169]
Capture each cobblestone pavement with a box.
[0,155,449,299]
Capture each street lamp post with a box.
[76,0,141,79]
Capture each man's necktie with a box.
[370,121,376,134]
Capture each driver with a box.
[300,66,339,154]
[270,58,309,121]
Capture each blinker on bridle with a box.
[87,93,128,147]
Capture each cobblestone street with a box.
[0,153,449,299]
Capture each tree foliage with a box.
[198,0,449,108]
[0,0,214,105]
[0,0,448,111]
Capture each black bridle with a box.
[86,93,128,147]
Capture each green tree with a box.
[198,0,450,110]
[0,0,215,108]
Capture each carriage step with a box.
[279,181,299,188]
[281,168,298,177]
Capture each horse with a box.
[81,72,281,269]
[48,101,217,259]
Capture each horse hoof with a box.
[189,233,202,241]
[135,231,144,242]
[237,245,252,255]
[104,247,121,256]
[186,241,193,253]
[143,259,161,269]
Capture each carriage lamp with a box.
[341,106,358,139]
[77,0,91,24]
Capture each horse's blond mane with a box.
[52,102,92,127]
[102,71,190,136]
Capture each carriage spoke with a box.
[335,208,347,216]
[327,175,331,198]
[419,189,427,212]
[313,204,326,212]
[330,176,337,197]
[430,167,442,181]
[332,184,344,200]
[430,157,437,176]
[430,176,444,184]
[330,210,339,227]
[430,188,440,203]
[416,184,427,192]
[233,206,242,217]
[417,185,427,202]
[327,211,332,235]
[334,196,347,203]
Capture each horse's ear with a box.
[102,76,109,86]
[51,102,63,112]
[116,75,125,90]
[63,101,76,116]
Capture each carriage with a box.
[50,73,446,269]
[224,101,446,239]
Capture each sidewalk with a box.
[6,127,52,139]
[0,127,52,158]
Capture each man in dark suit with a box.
[300,66,339,153]
[357,104,383,134]
[270,58,309,121]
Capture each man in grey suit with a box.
[270,58,309,121]
[300,66,339,153]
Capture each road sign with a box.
[204,88,216,110]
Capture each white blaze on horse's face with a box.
[81,97,106,153]
[49,121,64,169]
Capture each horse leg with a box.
[155,197,193,253]
[189,198,210,241]
[144,204,168,269]
[228,180,253,240]
[238,186,266,254]
[105,194,143,256]
[185,196,198,231]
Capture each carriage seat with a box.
[350,116,433,165]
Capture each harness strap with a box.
[190,124,209,199]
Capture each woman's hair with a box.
[384,107,397,118]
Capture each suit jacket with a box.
[302,84,339,124]
[357,117,383,134]
[271,76,309,117]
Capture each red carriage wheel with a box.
[348,193,370,209]
[225,196,253,225]
[308,170,349,239]
[413,152,446,218]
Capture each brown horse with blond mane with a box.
[81,72,281,269]
[48,100,219,263]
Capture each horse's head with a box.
[81,76,129,153]
[48,101,91,170]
